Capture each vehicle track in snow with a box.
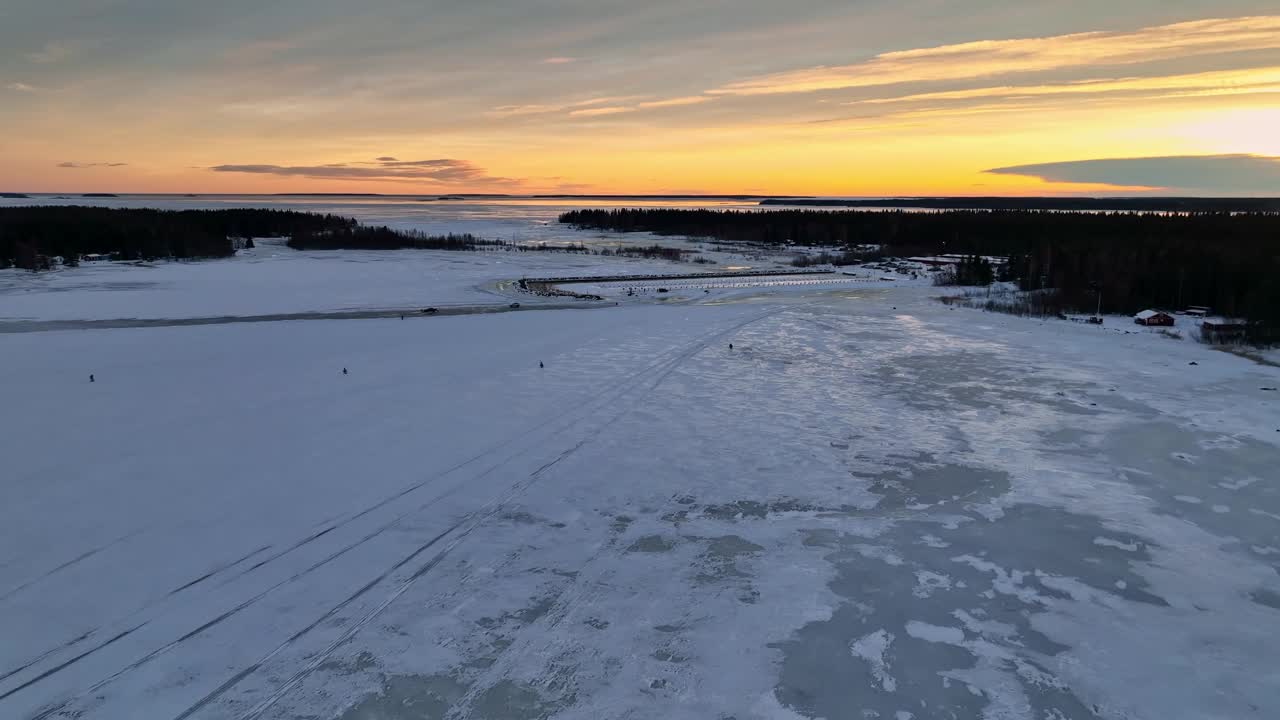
[186,308,786,720]
[218,307,789,720]
[9,308,780,720]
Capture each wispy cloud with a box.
[855,67,1280,106]
[490,94,713,119]
[568,106,632,117]
[209,157,514,185]
[5,82,39,93]
[26,42,73,64]
[713,16,1280,96]
[487,95,649,118]
[487,104,560,117]
[637,95,712,109]
[986,154,1280,192]
[57,161,128,168]
[541,57,576,65]
[219,99,330,117]
[567,96,713,116]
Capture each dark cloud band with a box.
[986,154,1280,193]
[210,158,513,185]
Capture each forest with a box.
[286,226,503,250]
[561,208,1280,338]
[0,206,357,268]
[760,197,1280,212]
[0,206,701,268]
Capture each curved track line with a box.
[230,308,785,720]
[14,310,775,720]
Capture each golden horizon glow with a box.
[3,8,1279,196]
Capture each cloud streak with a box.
[491,94,713,119]
[57,161,128,168]
[713,15,1280,96]
[25,42,72,64]
[488,95,652,118]
[209,157,514,185]
[855,67,1280,106]
[637,96,711,109]
[568,106,631,117]
[986,154,1280,192]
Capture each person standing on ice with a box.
[89,374,95,382]
[539,361,544,369]
[343,368,348,375]
[729,343,733,350]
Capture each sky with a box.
[2,1,1279,196]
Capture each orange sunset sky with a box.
[3,1,1279,196]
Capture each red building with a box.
[1134,310,1175,326]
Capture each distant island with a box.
[0,192,30,199]
[760,197,1280,212]
[81,193,119,197]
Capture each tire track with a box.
[0,625,147,705]
[167,545,272,596]
[436,308,787,719]
[0,529,146,603]
[14,310,771,720]
[6,325,703,708]
[227,308,786,720]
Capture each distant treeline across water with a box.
[0,206,359,268]
[0,206,515,268]
[561,208,1280,337]
[760,197,1280,212]
[0,206,696,269]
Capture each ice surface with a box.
[2,204,1279,719]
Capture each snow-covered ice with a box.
[2,204,1280,719]
[0,243,684,322]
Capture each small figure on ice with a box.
[89,374,95,383]
[728,343,733,350]
[343,367,348,375]
[539,361,544,369]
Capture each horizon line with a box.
[6,192,1280,200]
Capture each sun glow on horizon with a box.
[3,9,1279,196]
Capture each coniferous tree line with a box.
[935,255,997,286]
[760,197,1280,212]
[560,208,1280,335]
[286,226,502,250]
[286,229,690,261]
[0,206,357,267]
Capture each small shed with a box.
[1201,318,1247,339]
[1134,310,1175,327]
